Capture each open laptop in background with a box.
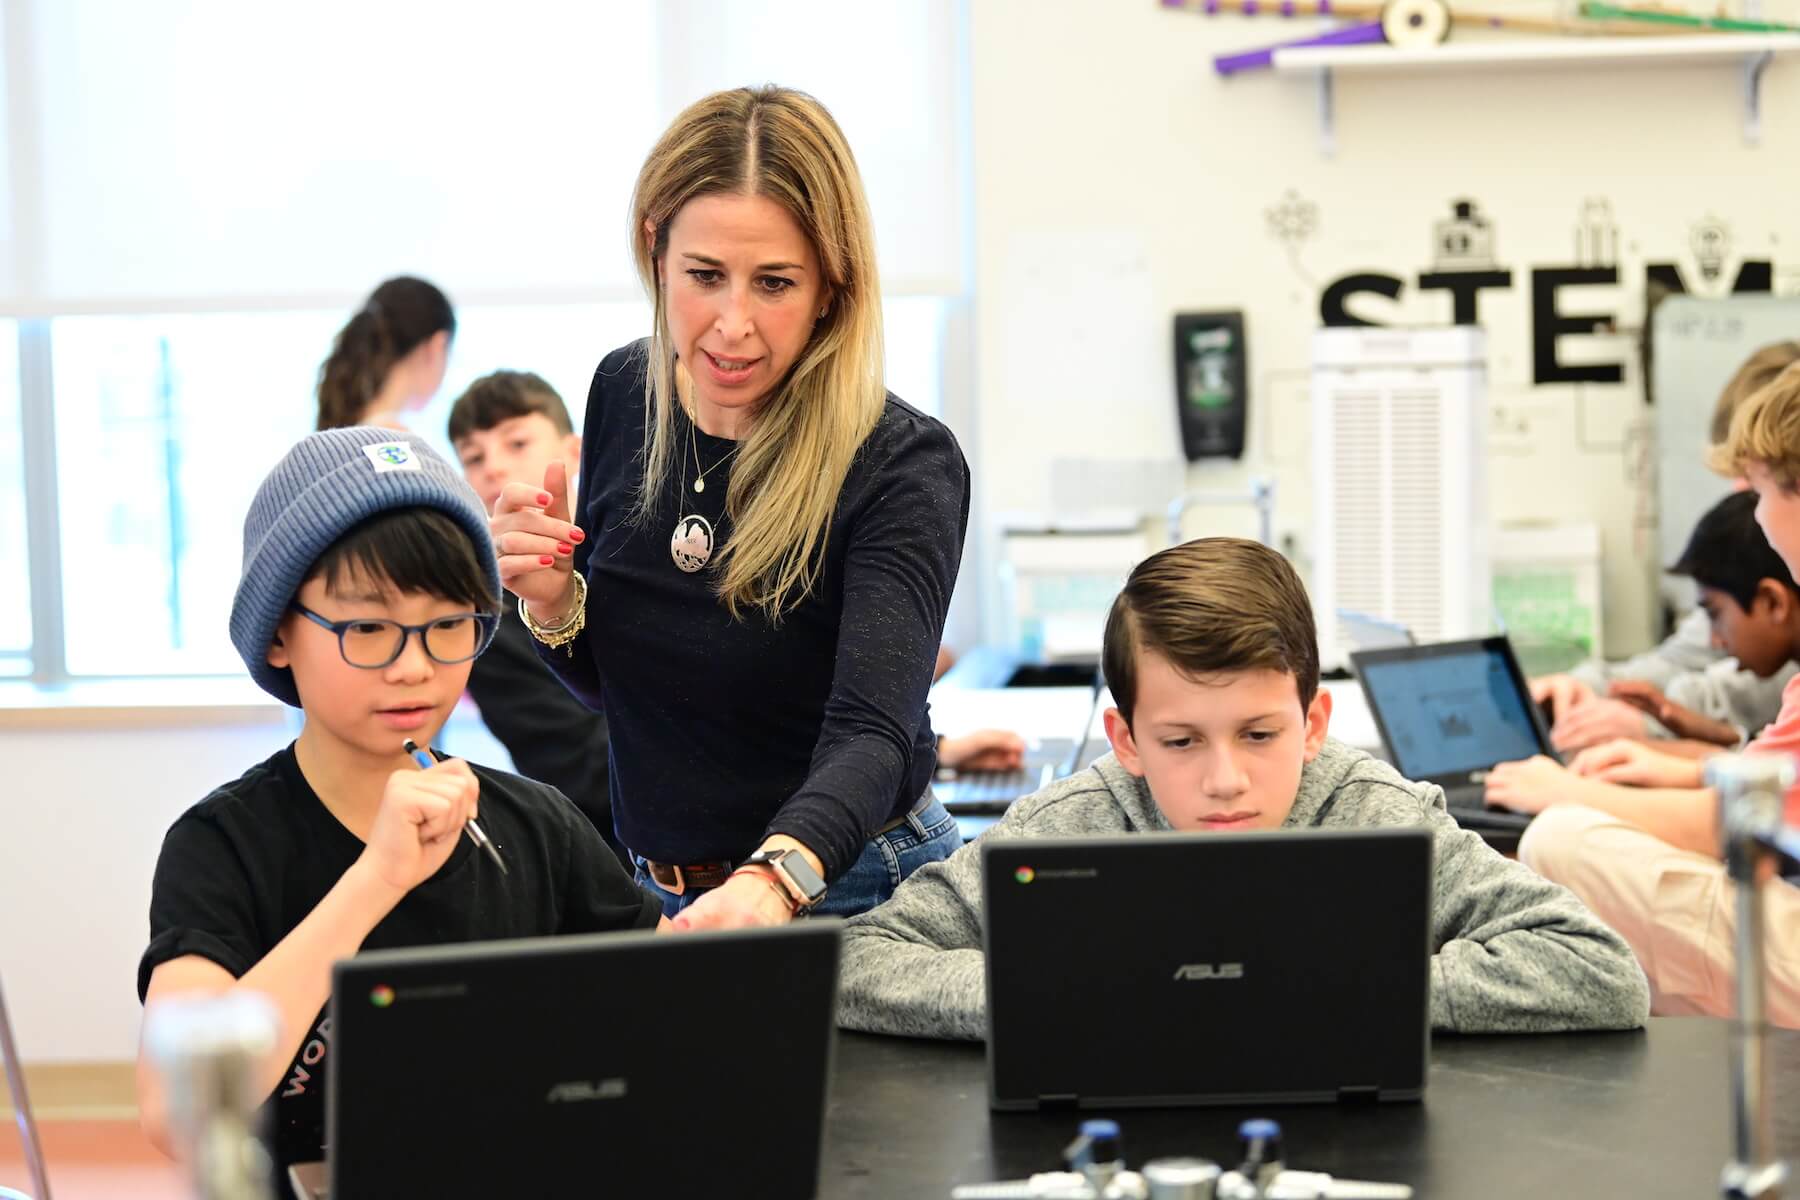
[1349,636,1557,834]
[292,923,841,1200]
[1337,608,1416,651]
[937,674,1112,818]
[982,829,1431,1110]
[0,973,52,1200]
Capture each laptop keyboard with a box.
[1443,786,1534,832]
[938,738,1079,815]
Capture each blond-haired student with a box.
[1499,362,1800,1024]
[1535,341,1800,754]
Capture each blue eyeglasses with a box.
[290,604,497,669]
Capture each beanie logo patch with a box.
[362,441,422,473]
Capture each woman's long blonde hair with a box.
[630,86,885,622]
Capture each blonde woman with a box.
[489,87,969,927]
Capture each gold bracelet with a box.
[518,573,588,656]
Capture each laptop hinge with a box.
[1336,1084,1380,1104]
[1036,1094,1079,1111]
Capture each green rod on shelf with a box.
[1577,1,1800,34]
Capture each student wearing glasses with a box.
[135,428,661,1184]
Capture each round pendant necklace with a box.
[671,416,738,573]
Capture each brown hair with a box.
[447,370,574,443]
[1711,362,1800,488]
[1102,538,1320,728]
[1710,341,1800,445]
[316,276,456,430]
[630,85,884,622]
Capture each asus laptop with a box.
[292,922,841,1200]
[981,829,1432,1110]
[1350,636,1558,833]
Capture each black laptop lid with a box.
[1350,636,1557,793]
[326,922,841,1199]
[980,829,1431,1110]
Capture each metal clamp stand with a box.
[1706,753,1799,1200]
[1165,477,1277,548]
[0,972,51,1200]
[143,992,280,1200]
[950,1117,1408,1200]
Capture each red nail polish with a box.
[539,555,554,566]
[537,492,551,506]
[557,542,573,555]
[569,528,585,542]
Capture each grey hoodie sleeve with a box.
[1664,658,1795,741]
[1406,793,1651,1032]
[1570,607,1721,693]
[837,831,991,1040]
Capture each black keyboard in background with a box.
[937,761,1061,815]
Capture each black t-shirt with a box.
[465,599,625,865]
[137,744,661,1174]
[537,340,972,880]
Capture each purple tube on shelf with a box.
[1213,20,1384,75]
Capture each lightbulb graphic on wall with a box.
[1432,198,1496,270]
[1690,216,1731,285]
[1575,197,1619,269]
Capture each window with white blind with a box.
[2,0,970,681]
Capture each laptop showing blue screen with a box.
[1350,636,1556,825]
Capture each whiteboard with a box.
[1653,295,1800,608]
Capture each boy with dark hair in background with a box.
[449,370,626,863]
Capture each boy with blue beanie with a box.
[136,428,661,1175]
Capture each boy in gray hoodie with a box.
[838,538,1650,1040]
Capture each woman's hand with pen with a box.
[360,758,482,894]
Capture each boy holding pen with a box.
[135,427,661,1176]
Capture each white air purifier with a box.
[1312,326,1489,671]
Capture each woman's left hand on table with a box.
[669,869,795,931]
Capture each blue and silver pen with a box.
[401,738,508,875]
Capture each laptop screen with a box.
[1354,641,1544,781]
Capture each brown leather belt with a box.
[642,859,734,895]
[641,795,932,895]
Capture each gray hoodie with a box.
[1573,607,1795,742]
[838,739,1650,1040]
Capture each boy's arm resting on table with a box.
[1562,780,1722,859]
[136,853,405,1157]
[838,835,992,1041]
[1423,803,1650,1033]
[138,762,478,1156]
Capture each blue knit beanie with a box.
[230,427,501,706]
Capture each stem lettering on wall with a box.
[1322,259,1774,383]
[1313,199,1777,385]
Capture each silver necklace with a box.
[687,418,740,494]
[671,418,738,573]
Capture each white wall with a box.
[967,0,1800,655]
[1,716,293,1063]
